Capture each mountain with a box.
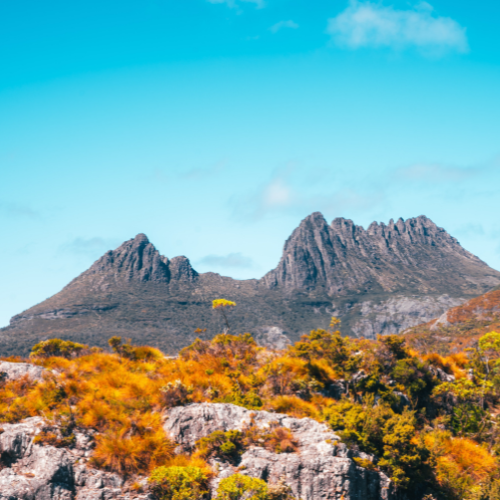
[405,286,500,355]
[2,213,500,356]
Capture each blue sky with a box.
[1,0,500,327]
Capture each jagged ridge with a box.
[2,213,500,357]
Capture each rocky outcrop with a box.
[0,418,152,500]
[263,213,500,296]
[253,326,292,350]
[164,403,400,500]
[0,361,47,382]
[71,233,198,287]
[349,295,466,339]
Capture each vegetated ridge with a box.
[1,325,500,499]
[1,212,499,357]
[405,286,500,355]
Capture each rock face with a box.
[2,213,499,356]
[263,213,498,296]
[164,403,400,500]
[0,417,152,500]
[73,233,198,288]
[0,361,47,382]
[253,326,292,350]
[350,295,466,339]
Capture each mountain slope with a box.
[405,287,500,355]
[2,213,499,356]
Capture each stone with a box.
[0,418,153,500]
[0,362,47,382]
[164,403,403,500]
[253,327,292,350]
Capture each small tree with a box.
[217,474,269,500]
[213,299,236,334]
[148,466,208,500]
[30,339,88,359]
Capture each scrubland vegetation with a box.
[3,311,500,499]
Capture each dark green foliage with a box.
[30,339,88,359]
[196,430,245,463]
[148,466,208,500]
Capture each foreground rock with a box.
[164,403,402,500]
[0,361,48,382]
[0,417,152,500]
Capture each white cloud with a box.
[207,0,265,9]
[263,178,294,208]
[327,1,468,56]
[395,163,477,182]
[270,20,299,34]
[198,253,254,269]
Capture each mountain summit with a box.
[2,213,499,356]
[263,213,494,296]
[77,233,197,285]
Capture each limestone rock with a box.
[164,403,402,500]
[0,418,152,500]
[0,362,47,382]
[350,295,466,338]
[253,326,292,350]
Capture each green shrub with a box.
[196,430,244,463]
[148,466,208,500]
[217,474,269,500]
[30,339,88,359]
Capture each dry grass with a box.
[0,330,499,496]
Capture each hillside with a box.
[1,328,500,499]
[1,213,499,357]
[406,286,500,355]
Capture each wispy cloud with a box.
[207,0,265,9]
[395,164,478,182]
[270,20,299,34]
[327,1,468,56]
[198,252,254,269]
[231,167,384,221]
[0,202,40,219]
[60,237,121,259]
[148,160,227,183]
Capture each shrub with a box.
[267,478,294,500]
[34,430,75,448]
[392,357,434,403]
[30,339,88,359]
[148,466,209,500]
[160,380,190,408]
[217,474,269,500]
[108,337,137,359]
[91,426,174,476]
[195,430,244,463]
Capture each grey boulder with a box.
[164,403,402,500]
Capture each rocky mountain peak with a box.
[169,256,199,283]
[263,212,496,296]
[78,234,197,285]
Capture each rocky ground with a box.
[0,360,403,500]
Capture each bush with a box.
[195,430,244,463]
[160,380,191,408]
[91,427,174,476]
[30,339,88,359]
[148,466,208,500]
[217,474,269,500]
